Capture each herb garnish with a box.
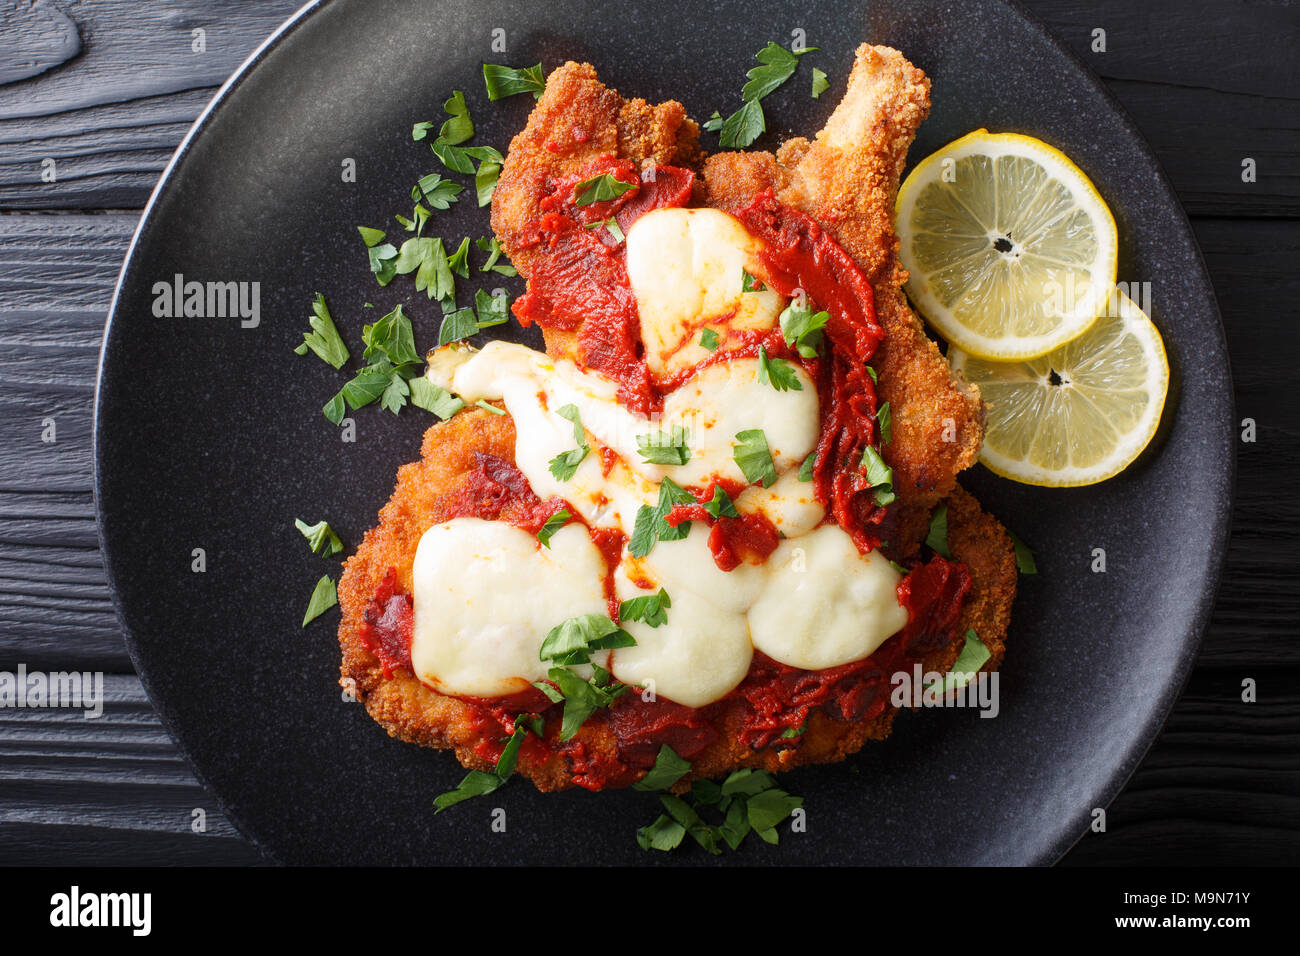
[925,505,951,558]
[699,327,720,351]
[628,477,696,557]
[547,403,590,480]
[1009,530,1038,574]
[716,41,818,149]
[704,485,740,519]
[483,63,546,100]
[811,67,830,99]
[295,518,343,557]
[877,400,892,444]
[619,588,671,628]
[636,426,692,466]
[860,445,896,506]
[536,509,571,549]
[301,576,337,627]
[433,713,541,812]
[294,293,350,369]
[637,768,803,853]
[574,173,637,206]
[757,345,802,392]
[733,429,778,487]
[631,744,691,791]
[779,300,829,357]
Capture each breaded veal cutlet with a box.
[338,44,1018,792]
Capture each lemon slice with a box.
[948,289,1168,487]
[897,130,1118,360]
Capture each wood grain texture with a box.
[0,0,303,209]
[0,0,1295,866]
[0,0,82,86]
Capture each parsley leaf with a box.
[408,378,465,420]
[628,505,659,558]
[434,714,541,812]
[539,613,635,667]
[632,744,691,791]
[358,227,399,284]
[438,308,479,345]
[861,445,896,506]
[742,268,765,292]
[637,426,692,465]
[293,293,350,369]
[483,63,546,100]
[476,158,500,206]
[536,509,571,548]
[926,505,950,558]
[543,665,629,741]
[700,327,720,351]
[447,236,471,277]
[628,479,695,557]
[702,110,725,132]
[877,400,892,444]
[301,576,337,627]
[924,629,991,694]
[393,235,455,301]
[574,172,637,206]
[547,403,590,481]
[811,67,829,98]
[361,303,420,368]
[798,451,816,482]
[585,216,625,244]
[619,588,671,629]
[757,345,802,392]
[719,97,765,149]
[295,518,342,557]
[474,287,510,328]
[476,236,518,276]
[733,429,778,487]
[780,717,808,739]
[412,172,463,211]
[637,767,803,854]
[704,484,739,519]
[741,41,814,101]
[1009,530,1038,574]
[779,301,829,357]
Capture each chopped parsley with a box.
[323,304,425,424]
[295,518,342,557]
[411,172,462,211]
[476,236,518,276]
[757,345,802,392]
[628,478,695,557]
[733,429,778,487]
[407,378,464,420]
[301,575,337,627]
[482,63,546,100]
[741,268,765,292]
[699,327,720,351]
[619,588,671,628]
[637,768,803,854]
[636,425,692,465]
[358,228,399,284]
[924,629,991,694]
[702,110,724,132]
[536,509,571,548]
[715,41,818,149]
[925,505,951,558]
[798,451,816,482]
[1009,530,1038,574]
[779,300,829,357]
[392,235,455,302]
[574,172,637,206]
[780,717,808,739]
[547,403,590,480]
[585,216,625,244]
[705,484,739,519]
[811,67,830,98]
[533,615,637,740]
[294,293,350,369]
[438,289,512,344]
[475,399,506,416]
[877,400,892,444]
[632,744,691,791]
[434,713,541,812]
[861,445,896,506]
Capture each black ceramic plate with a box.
[96,0,1233,865]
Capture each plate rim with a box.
[92,0,1236,866]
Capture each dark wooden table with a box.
[0,0,1295,866]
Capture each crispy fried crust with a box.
[338,47,1017,791]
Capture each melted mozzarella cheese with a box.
[626,207,785,377]
[410,519,609,697]
[747,525,909,671]
[432,341,818,534]
[609,569,753,707]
